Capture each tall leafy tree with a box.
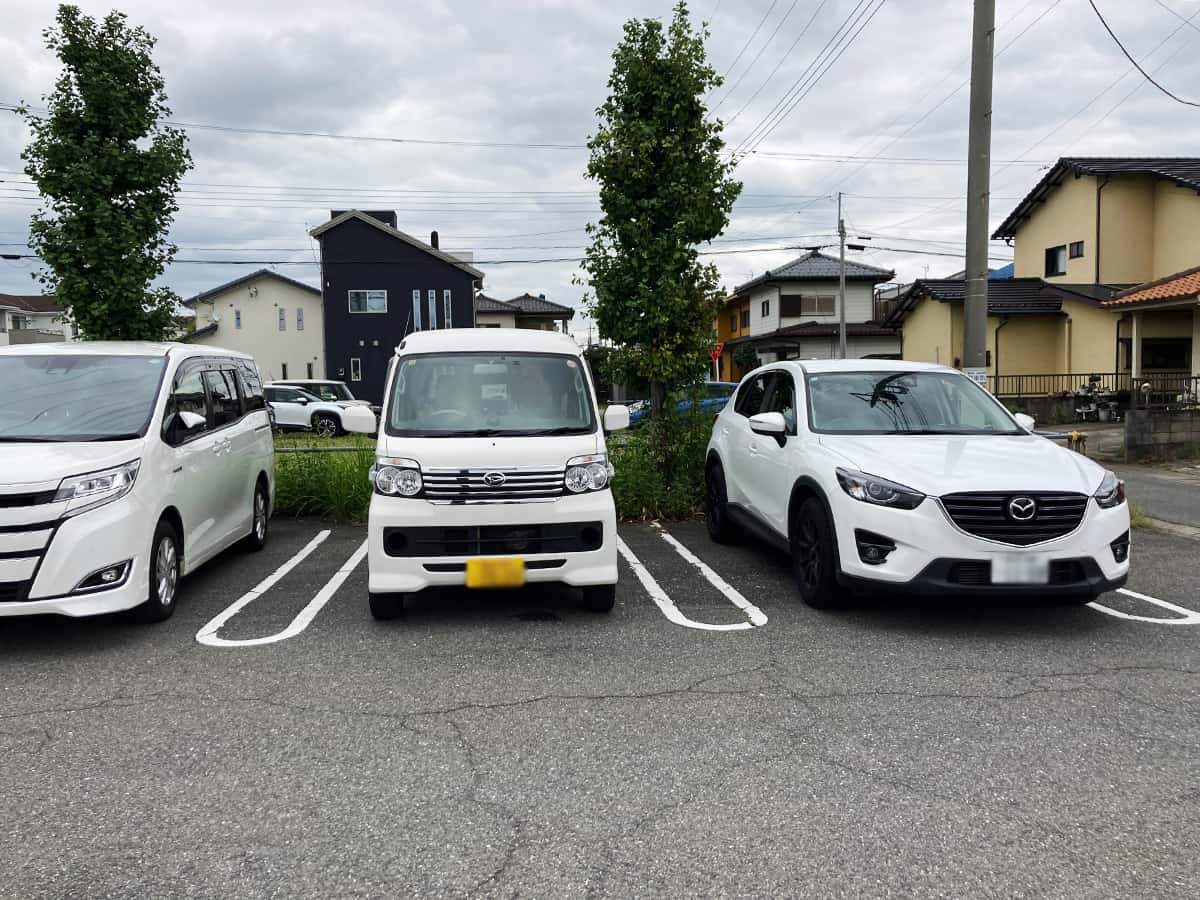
[20,5,191,340]
[581,1,740,471]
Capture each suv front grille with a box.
[421,467,565,503]
[940,492,1088,546]
[384,522,603,558]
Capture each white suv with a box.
[366,328,629,620]
[705,360,1130,608]
[264,383,377,436]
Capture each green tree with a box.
[732,342,760,378]
[580,1,741,471]
[20,5,191,340]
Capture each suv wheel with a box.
[581,583,616,613]
[705,463,740,544]
[313,413,340,438]
[130,519,181,623]
[369,591,406,621]
[792,498,852,609]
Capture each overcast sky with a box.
[2,0,1199,339]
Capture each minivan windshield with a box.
[805,370,1023,435]
[0,354,167,442]
[387,352,595,436]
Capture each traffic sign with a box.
[710,342,724,361]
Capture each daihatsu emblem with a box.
[1008,496,1037,521]
[482,472,507,487]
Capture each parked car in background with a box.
[627,381,738,427]
[264,383,377,437]
[366,328,630,621]
[705,360,1130,609]
[0,342,275,622]
[273,378,382,418]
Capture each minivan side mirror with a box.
[1014,412,1036,432]
[749,411,787,436]
[603,404,630,432]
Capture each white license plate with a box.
[991,554,1048,585]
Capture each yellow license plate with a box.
[465,557,526,589]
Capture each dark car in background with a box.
[627,381,738,428]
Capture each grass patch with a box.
[273,445,374,523]
[1128,501,1154,531]
[609,410,711,520]
[273,432,376,449]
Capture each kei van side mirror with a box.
[1014,412,1036,432]
[603,404,630,432]
[341,406,376,434]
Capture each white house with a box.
[0,294,75,346]
[182,269,325,381]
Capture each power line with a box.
[708,0,780,106]
[710,0,799,114]
[1152,0,1200,33]
[1086,0,1200,107]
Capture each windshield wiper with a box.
[0,436,60,443]
[519,426,589,435]
[81,433,143,441]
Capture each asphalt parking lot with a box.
[2,518,1199,899]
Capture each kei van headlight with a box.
[565,453,613,493]
[1093,469,1126,509]
[53,460,141,517]
[373,457,422,497]
[835,467,925,510]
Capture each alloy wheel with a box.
[156,536,178,609]
[795,518,821,594]
[254,490,267,541]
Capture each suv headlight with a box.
[836,468,925,510]
[53,460,141,517]
[374,457,422,497]
[1094,469,1125,508]
[565,453,612,493]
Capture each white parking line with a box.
[657,530,768,626]
[196,533,368,647]
[1088,587,1200,625]
[616,535,765,631]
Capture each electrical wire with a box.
[1087,0,1200,107]
[708,0,780,105]
[710,0,799,114]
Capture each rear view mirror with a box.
[603,404,630,432]
[749,411,787,436]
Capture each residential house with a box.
[474,293,575,331]
[1102,267,1200,380]
[309,210,485,404]
[715,250,898,381]
[182,269,325,382]
[0,294,74,345]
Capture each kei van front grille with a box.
[0,490,58,509]
[421,467,565,503]
[384,522,603,558]
[939,492,1089,546]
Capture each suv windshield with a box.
[387,352,595,436]
[805,370,1023,435]
[0,354,167,442]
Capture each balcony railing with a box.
[988,371,1193,399]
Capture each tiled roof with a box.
[0,293,61,313]
[183,269,319,307]
[725,322,897,346]
[504,293,575,316]
[994,157,1200,238]
[474,294,515,313]
[734,250,895,294]
[889,278,1068,324]
[1105,265,1200,306]
[180,322,219,342]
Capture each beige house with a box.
[0,294,75,345]
[183,269,325,382]
[473,293,575,331]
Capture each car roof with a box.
[785,358,958,375]
[396,327,581,356]
[274,378,342,384]
[0,340,253,360]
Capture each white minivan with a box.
[0,342,275,622]
[366,329,629,620]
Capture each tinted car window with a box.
[163,368,208,444]
[733,374,769,417]
[706,383,736,399]
[237,360,266,412]
[205,370,241,428]
[764,372,797,434]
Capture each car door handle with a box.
[748,442,759,454]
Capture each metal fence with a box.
[989,371,1193,399]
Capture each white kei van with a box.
[0,342,275,622]
[367,329,630,620]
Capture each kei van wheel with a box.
[242,481,269,552]
[313,413,341,438]
[791,498,852,610]
[130,519,181,624]
[369,592,406,621]
[581,584,616,613]
[705,463,740,544]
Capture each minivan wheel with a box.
[705,464,740,544]
[313,413,340,438]
[792,498,852,610]
[243,481,269,552]
[581,583,616,613]
[369,591,406,621]
[130,520,181,623]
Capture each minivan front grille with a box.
[0,490,58,509]
[421,467,565,503]
[940,492,1089,546]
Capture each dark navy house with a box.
[309,210,485,404]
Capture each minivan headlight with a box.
[1094,470,1126,509]
[374,457,422,497]
[53,460,141,517]
[565,453,612,493]
[835,468,925,510]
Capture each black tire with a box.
[705,463,740,544]
[369,591,406,621]
[130,519,181,623]
[791,498,852,610]
[312,413,341,438]
[242,480,269,552]
[581,583,616,613]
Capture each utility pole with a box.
[837,191,847,359]
[963,0,995,386]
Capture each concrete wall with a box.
[900,297,954,365]
[993,316,1062,376]
[1098,175,1156,285]
[1125,408,1200,459]
[1013,173,1098,281]
[1061,297,1119,373]
[1152,182,1200,279]
[475,310,517,328]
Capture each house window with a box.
[278,308,286,331]
[348,289,388,313]
[1045,245,1067,277]
[740,309,750,328]
[443,289,453,328]
[350,358,362,382]
[412,289,422,330]
[306,362,314,378]
[761,299,770,317]
[729,314,737,332]
[12,314,27,330]
[296,307,304,331]
[782,294,835,317]
[235,309,242,329]
[426,289,437,330]
[281,362,288,379]
[1142,338,1190,370]
[1069,240,1084,259]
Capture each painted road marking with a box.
[1089,587,1200,625]
[657,529,768,626]
[616,535,765,631]
[196,534,368,647]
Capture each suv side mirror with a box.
[603,404,630,432]
[296,396,309,405]
[749,411,787,436]
[1014,412,1036,432]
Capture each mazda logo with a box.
[1008,496,1037,521]
[482,471,507,487]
